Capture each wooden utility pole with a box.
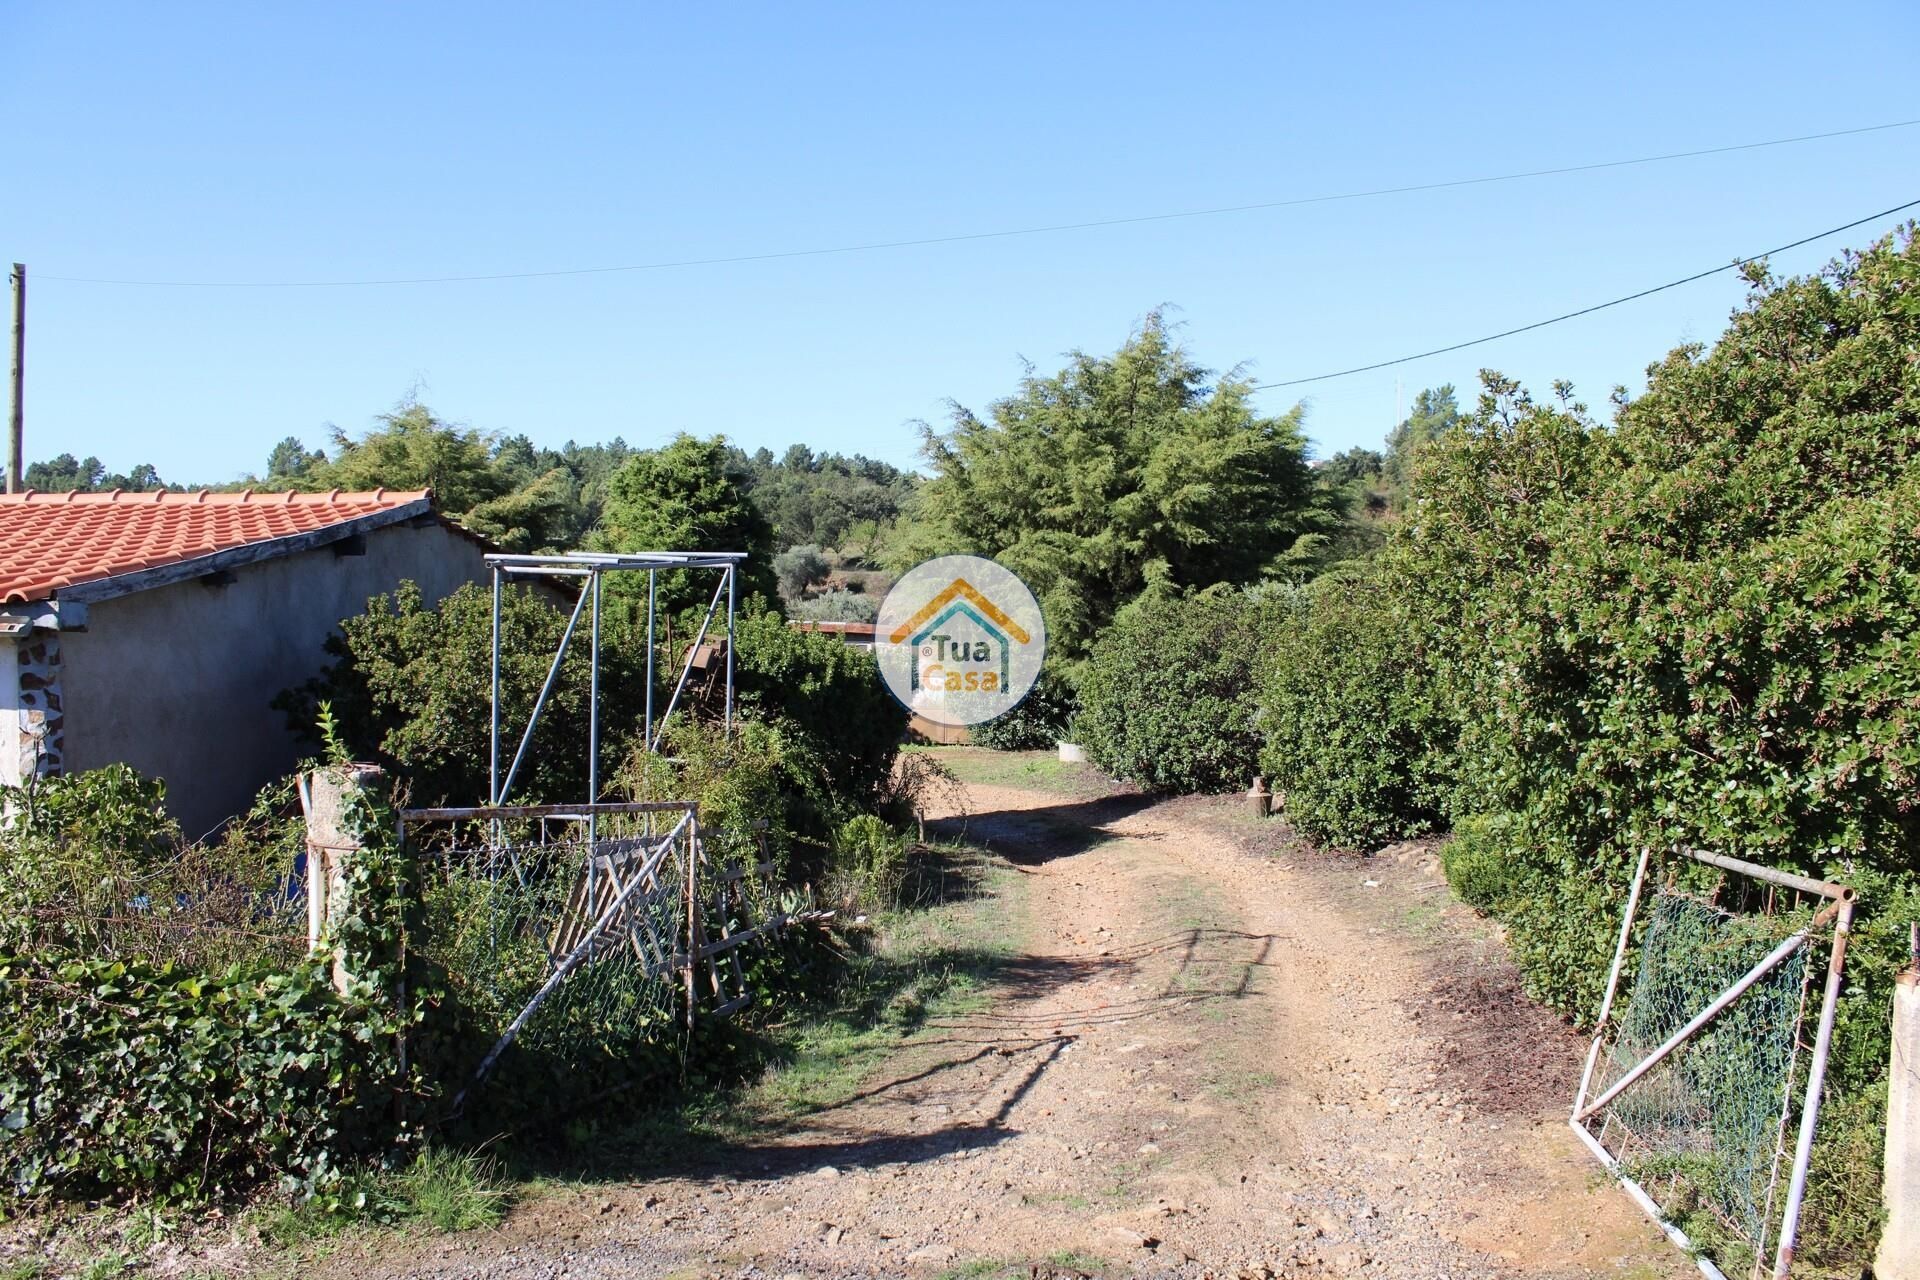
[7,263,22,494]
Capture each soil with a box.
[295,765,1692,1280]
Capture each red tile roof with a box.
[0,488,431,604]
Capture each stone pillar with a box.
[298,763,386,993]
[1880,968,1920,1280]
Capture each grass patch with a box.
[742,842,1020,1121]
[910,746,1117,800]
[254,1145,509,1249]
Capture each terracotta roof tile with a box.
[0,489,430,604]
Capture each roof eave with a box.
[52,496,437,607]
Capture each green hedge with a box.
[969,669,1080,751]
[1077,588,1283,793]
[1255,569,1450,848]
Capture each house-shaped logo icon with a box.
[887,577,1033,694]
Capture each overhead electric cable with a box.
[1253,195,1920,389]
[34,117,1920,288]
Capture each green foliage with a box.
[311,402,508,512]
[899,311,1341,665]
[728,605,906,832]
[0,765,418,1205]
[1256,570,1449,848]
[1382,383,1464,490]
[791,588,878,623]
[22,454,164,494]
[591,433,779,611]
[828,814,909,910]
[0,763,177,861]
[281,580,646,807]
[1438,814,1518,912]
[773,543,831,597]
[1078,586,1281,793]
[968,668,1079,751]
[741,445,916,553]
[265,436,326,483]
[0,952,401,1202]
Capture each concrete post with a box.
[298,763,386,993]
[1880,967,1920,1280]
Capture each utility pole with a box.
[7,263,22,494]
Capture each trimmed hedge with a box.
[1077,587,1285,793]
[1255,569,1450,848]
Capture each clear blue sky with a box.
[5,1,1918,485]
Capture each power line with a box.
[1253,196,1920,390]
[34,117,1920,289]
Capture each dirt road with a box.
[330,770,1689,1279]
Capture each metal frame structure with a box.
[485,551,746,838]
[1571,846,1856,1280]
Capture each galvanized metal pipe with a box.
[725,563,736,738]
[1575,845,1652,1118]
[1577,915,1828,1123]
[649,574,728,755]
[498,581,592,805]
[645,568,656,753]
[489,566,501,805]
[1771,897,1857,1279]
[1567,1119,1731,1280]
[588,569,602,846]
[401,800,695,822]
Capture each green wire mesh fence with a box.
[1573,848,1854,1280]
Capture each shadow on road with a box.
[932,792,1161,864]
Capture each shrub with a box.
[0,953,401,1202]
[1077,587,1283,793]
[791,588,877,623]
[1438,813,1520,912]
[773,544,831,597]
[280,580,648,808]
[826,813,909,910]
[730,605,906,829]
[1256,569,1450,849]
[969,668,1079,751]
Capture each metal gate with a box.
[1571,846,1855,1279]
[399,801,792,1112]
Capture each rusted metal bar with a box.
[401,800,695,822]
[1682,847,1852,902]
[1772,897,1857,1279]
[1576,845,1653,1118]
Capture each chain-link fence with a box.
[1573,848,1855,1280]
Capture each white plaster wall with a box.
[0,637,19,790]
[57,521,490,837]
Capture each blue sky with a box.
[5,1,1918,485]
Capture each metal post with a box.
[498,580,591,805]
[1772,898,1858,1279]
[588,568,601,845]
[489,565,501,805]
[725,564,736,738]
[645,568,657,752]
[1576,846,1652,1117]
[7,263,22,494]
